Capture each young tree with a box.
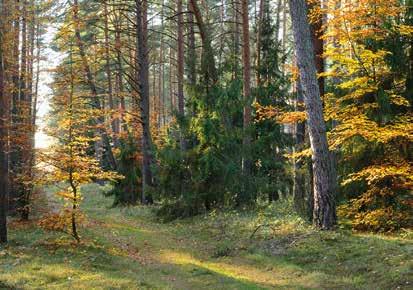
[41,47,121,242]
[289,0,336,229]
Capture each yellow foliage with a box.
[323,0,412,231]
[254,102,306,124]
[38,209,86,233]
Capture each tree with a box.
[241,0,252,184]
[289,0,336,229]
[177,0,185,150]
[189,0,217,85]
[40,46,121,242]
[323,0,412,231]
[103,0,119,148]
[135,0,154,203]
[0,0,9,243]
[71,0,117,171]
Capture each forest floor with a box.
[0,184,412,290]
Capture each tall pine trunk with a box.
[72,0,117,170]
[240,0,253,203]
[256,0,264,86]
[289,0,336,229]
[18,0,31,220]
[177,0,185,150]
[0,1,9,243]
[187,1,196,87]
[293,79,307,215]
[189,0,217,85]
[103,1,119,147]
[135,0,154,204]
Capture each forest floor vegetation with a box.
[0,184,412,289]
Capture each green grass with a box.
[0,184,412,289]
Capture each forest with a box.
[0,0,412,289]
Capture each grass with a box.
[0,183,412,289]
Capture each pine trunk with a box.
[241,0,252,184]
[136,0,154,204]
[103,1,119,147]
[293,79,306,215]
[187,1,196,87]
[177,0,185,150]
[189,0,217,85]
[0,3,9,243]
[72,0,117,170]
[289,0,336,229]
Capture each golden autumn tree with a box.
[320,0,413,231]
[39,48,121,242]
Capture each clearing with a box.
[0,184,412,289]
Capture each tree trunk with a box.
[241,0,252,180]
[18,0,30,221]
[189,0,217,85]
[135,0,154,204]
[256,0,264,86]
[232,0,240,80]
[309,0,324,98]
[293,79,306,216]
[159,0,166,127]
[103,1,119,147]
[72,0,117,170]
[289,0,336,229]
[114,10,127,133]
[177,0,185,150]
[187,1,196,88]
[0,3,9,243]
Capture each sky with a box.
[34,25,62,149]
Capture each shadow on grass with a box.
[3,184,410,290]
[2,226,285,289]
[0,280,23,290]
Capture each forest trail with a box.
[0,184,412,289]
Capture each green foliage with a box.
[155,81,244,220]
[106,136,142,206]
[154,0,293,219]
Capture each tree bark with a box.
[309,0,324,98]
[177,0,184,118]
[189,0,217,85]
[135,0,154,203]
[72,0,117,170]
[7,0,19,213]
[103,1,119,147]
[177,0,185,150]
[293,79,306,216]
[241,0,252,178]
[256,0,264,86]
[0,1,9,243]
[159,0,166,127]
[232,0,240,80]
[18,0,31,220]
[289,0,336,229]
[187,1,196,87]
[113,9,127,133]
